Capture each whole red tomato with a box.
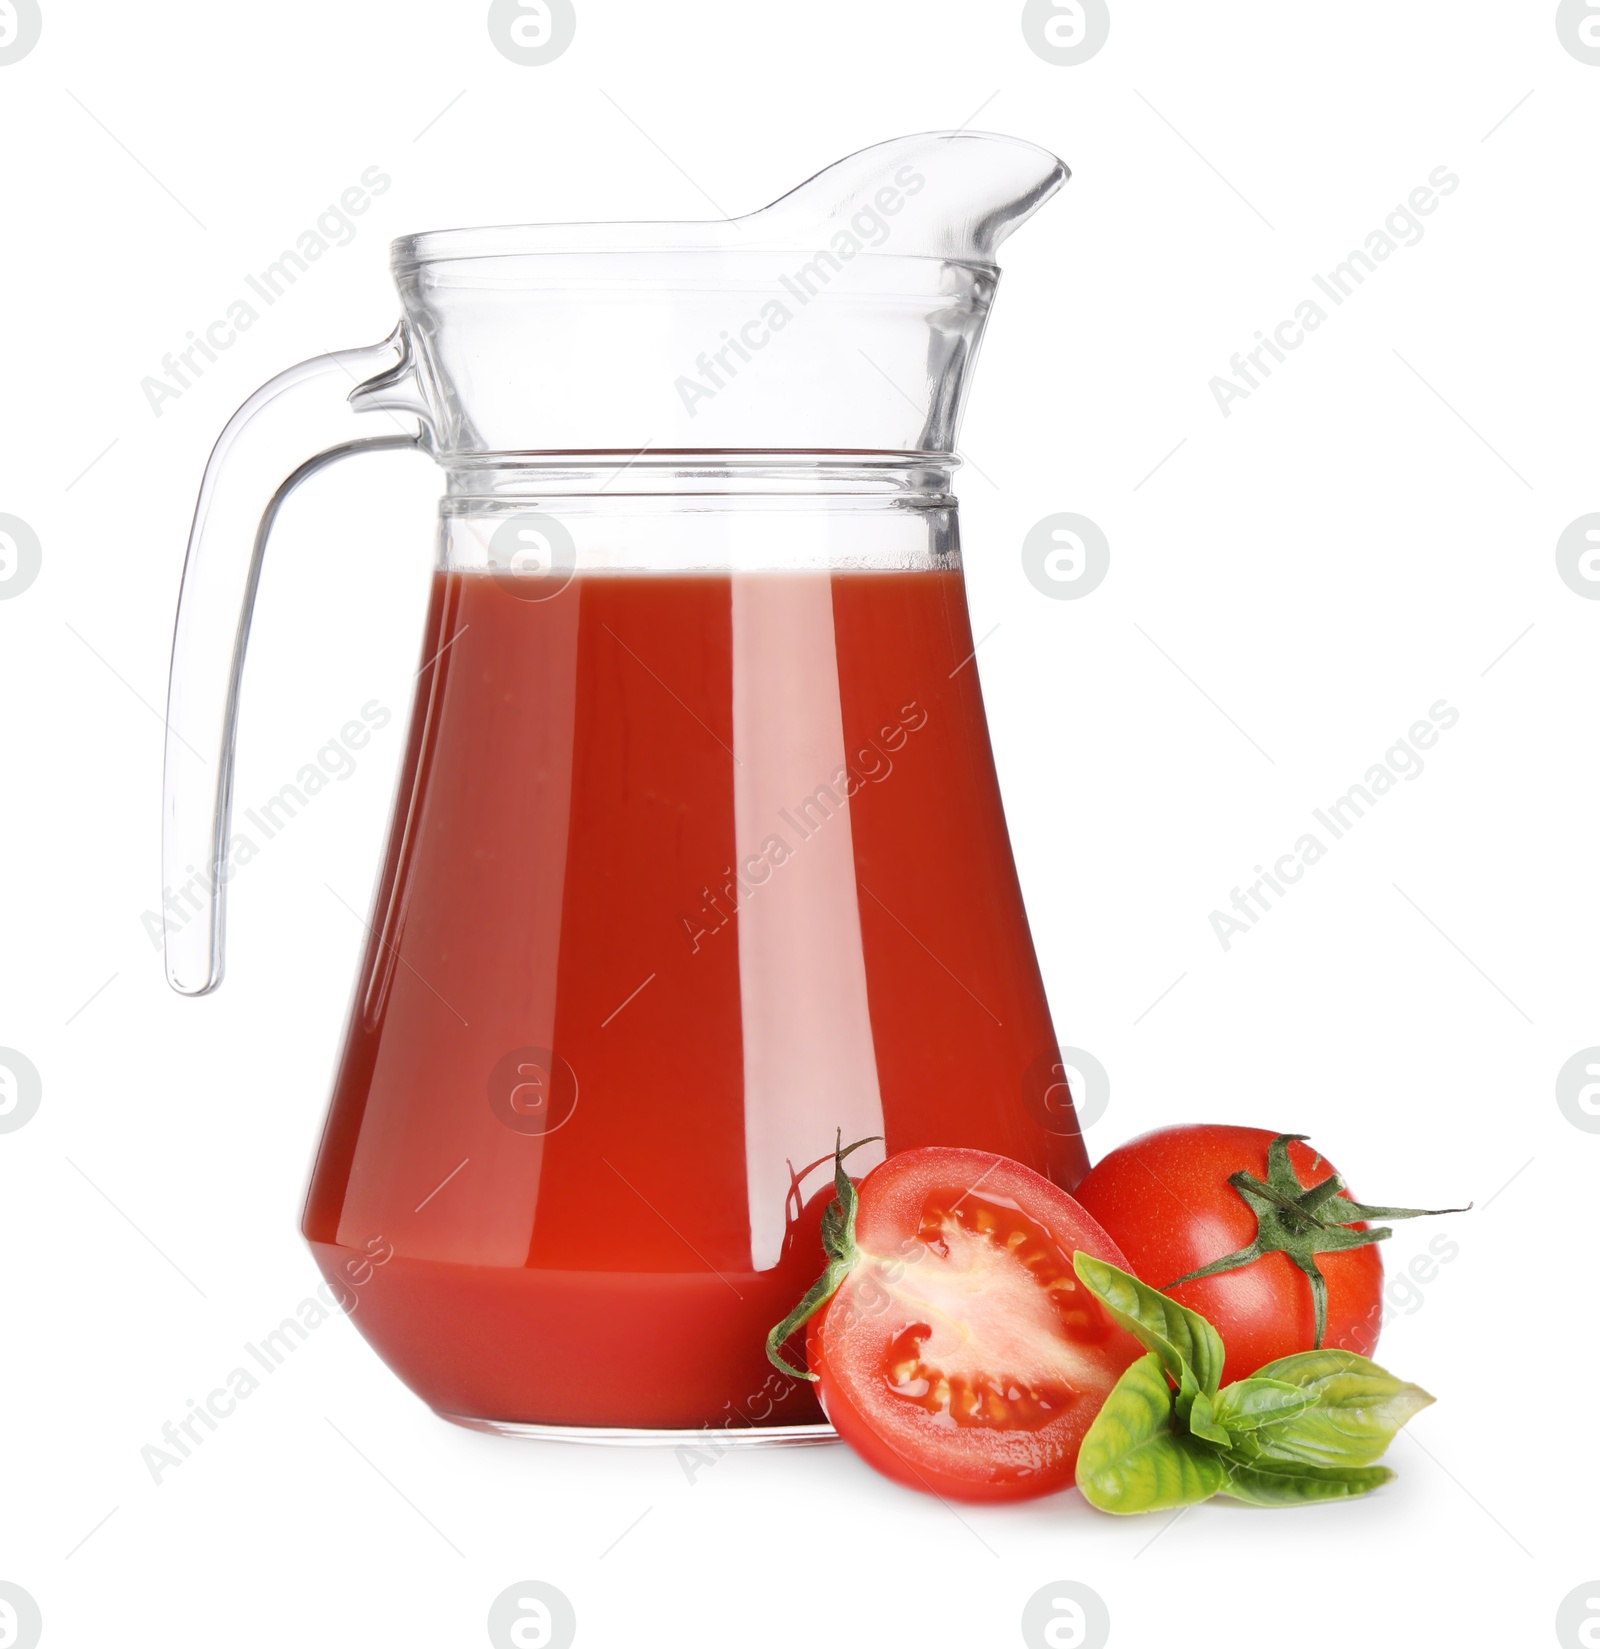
[1074,1125,1400,1386]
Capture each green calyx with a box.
[1072,1254,1434,1515]
[764,1132,882,1381]
[1164,1133,1469,1347]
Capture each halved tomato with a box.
[768,1144,1144,1503]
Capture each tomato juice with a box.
[303,563,1084,1430]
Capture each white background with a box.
[2,2,1597,1645]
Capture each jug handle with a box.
[162,326,426,995]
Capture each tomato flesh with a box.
[1072,1124,1384,1387]
[805,1148,1143,1502]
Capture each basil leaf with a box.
[1076,1353,1228,1514]
[1229,1349,1433,1469]
[1218,1455,1394,1507]
[1186,1389,1233,1448]
[1072,1253,1226,1396]
[1211,1377,1310,1433]
[1171,1361,1205,1430]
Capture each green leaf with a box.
[1228,1349,1433,1469]
[1076,1354,1228,1515]
[1211,1377,1311,1433]
[1186,1389,1233,1448]
[1072,1253,1226,1396]
[1217,1455,1394,1507]
[1170,1360,1206,1432]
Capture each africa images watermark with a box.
[673,164,927,417]
[1209,165,1460,417]
[1209,699,1459,950]
[140,166,392,418]
[142,700,392,949]
[141,1236,393,1485]
[675,1366,804,1484]
[677,699,928,952]
[1305,1216,1467,1357]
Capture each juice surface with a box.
[304,565,1084,1429]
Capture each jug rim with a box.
[389,128,1067,275]
[389,232,1000,277]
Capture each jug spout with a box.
[746,131,1068,265]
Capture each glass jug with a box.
[163,132,1089,1439]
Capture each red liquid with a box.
[304,565,1085,1429]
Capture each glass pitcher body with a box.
[162,133,1088,1435]
[302,464,1081,1432]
